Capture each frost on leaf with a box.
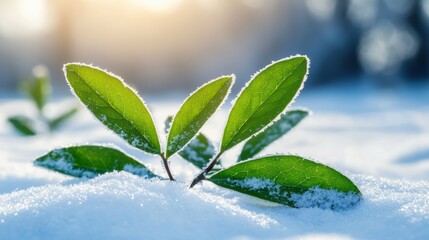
[214,177,361,210]
[166,75,234,157]
[290,187,362,210]
[178,133,217,169]
[34,145,158,179]
[208,155,361,209]
[34,149,97,178]
[221,56,309,152]
[63,63,161,155]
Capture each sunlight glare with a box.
[132,0,182,12]
[0,0,53,38]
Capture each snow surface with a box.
[1,85,429,239]
[1,172,428,240]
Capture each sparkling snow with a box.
[1,85,428,239]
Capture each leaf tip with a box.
[225,73,236,83]
[63,62,83,74]
[215,74,236,88]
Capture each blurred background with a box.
[1,0,429,94]
[1,0,429,189]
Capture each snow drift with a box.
[0,172,428,239]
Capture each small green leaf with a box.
[166,75,234,158]
[208,155,361,209]
[20,66,51,111]
[238,109,309,161]
[64,63,161,154]
[164,116,219,170]
[7,116,37,136]
[34,145,158,178]
[49,107,79,130]
[221,56,308,152]
[178,133,216,169]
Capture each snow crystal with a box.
[99,114,107,123]
[0,172,276,239]
[130,137,142,147]
[0,173,428,239]
[118,130,128,138]
[227,177,282,196]
[290,187,361,210]
[167,133,187,151]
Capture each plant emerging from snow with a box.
[7,65,78,136]
[34,55,362,209]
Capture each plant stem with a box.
[160,153,175,181]
[189,151,223,188]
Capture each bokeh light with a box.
[0,0,428,91]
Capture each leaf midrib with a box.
[69,69,155,150]
[211,157,314,193]
[72,148,111,173]
[168,80,229,152]
[223,59,305,150]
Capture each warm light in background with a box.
[0,0,428,91]
[0,0,183,39]
[132,0,182,12]
[0,0,53,38]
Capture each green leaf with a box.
[64,63,161,154]
[208,155,361,209]
[7,115,37,136]
[20,66,51,111]
[238,109,309,161]
[166,75,234,158]
[178,133,217,169]
[49,107,79,130]
[164,116,219,170]
[221,56,308,152]
[34,145,158,178]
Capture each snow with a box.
[226,177,284,196]
[290,187,361,210]
[0,173,428,239]
[1,84,429,239]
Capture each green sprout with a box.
[34,56,361,209]
[8,65,78,136]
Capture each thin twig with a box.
[189,151,223,188]
[160,153,175,181]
